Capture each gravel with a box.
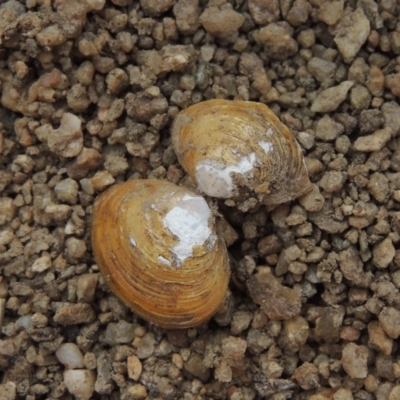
[1,0,400,399]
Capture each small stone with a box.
[314,307,345,343]
[248,0,280,25]
[91,170,115,191]
[214,361,232,383]
[354,127,392,152]
[350,84,371,110]
[184,353,210,382]
[77,274,99,302]
[54,303,96,325]
[372,238,395,269]
[199,6,244,38]
[0,382,16,400]
[278,316,309,354]
[127,355,142,381]
[127,384,147,399]
[253,23,298,61]
[67,147,103,180]
[65,237,87,260]
[368,321,393,355]
[56,343,84,369]
[311,81,354,113]
[318,0,344,25]
[286,0,312,27]
[31,253,52,273]
[389,386,400,400]
[316,115,344,142]
[333,8,370,63]
[333,388,354,400]
[0,197,17,225]
[139,0,175,16]
[136,333,155,359]
[307,57,336,84]
[173,0,200,36]
[366,65,384,97]
[64,369,95,400]
[221,336,247,367]
[47,113,83,158]
[230,311,253,335]
[54,178,79,204]
[293,362,319,390]
[385,73,400,98]
[36,25,66,47]
[367,172,389,203]
[45,204,72,222]
[247,268,301,320]
[379,307,400,339]
[101,320,136,345]
[341,343,368,379]
[318,171,345,193]
[299,184,325,212]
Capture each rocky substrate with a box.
[1,0,400,399]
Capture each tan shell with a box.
[171,99,312,205]
[91,179,230,329]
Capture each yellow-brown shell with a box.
[91,179,230,329]
[171,99,312,205]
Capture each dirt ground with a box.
[1,0,400,399]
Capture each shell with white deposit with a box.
[171,99,312,205]
[91,179,230,329]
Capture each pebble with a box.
[67,147,103,180]
[183,353,210,382]
[286,0,312,27]
[253,23,298,61]
[318,0,344,26]
[248,0,280,25]
[314,307,344,343]
[139,0,175,16]
[372,237,395,269]
[56,343,84,369]
[54,178,79,204]
[127,355,142,381]
[136,333,155,359]
[311,81,354,113]
[368,321,393,356]
[293,362,319,390]
[127,384,147,399]
[278,316,309,353]
[367,172,389,203]
[53,303,96,325]
[199,5,244,38]
[45,204,72,222]
[385,73,400,98]
[64,369,95,400]
[31,253,52,273]
[230,311,253,335]
[77,273,98,302]
[65,237,87,260]
[221,336,247,367]
[353,127,392,152]
[247,267,301,320]
[318,171,345,193]
[333,8,371,63]
[91,170,115,191]
[173,0,200,36]
[333,388,354,400]
[47,113,84,158]
[316,115,344,142]
[341,343,368,379]
[299,184,325,212]
[379,307,400,339]
[0,382,16,400]
[307,57,336,85]
[101,320,136,345]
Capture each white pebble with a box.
[64,369,95,400]
[56,343,84,369]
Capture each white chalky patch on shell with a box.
[259,141,273,153]
[158,255,172,266]
[129,236,136,247]
[195,153,257,198]
[162,194,215,267]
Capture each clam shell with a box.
[91,179,230,329]
[171,99,312,205]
